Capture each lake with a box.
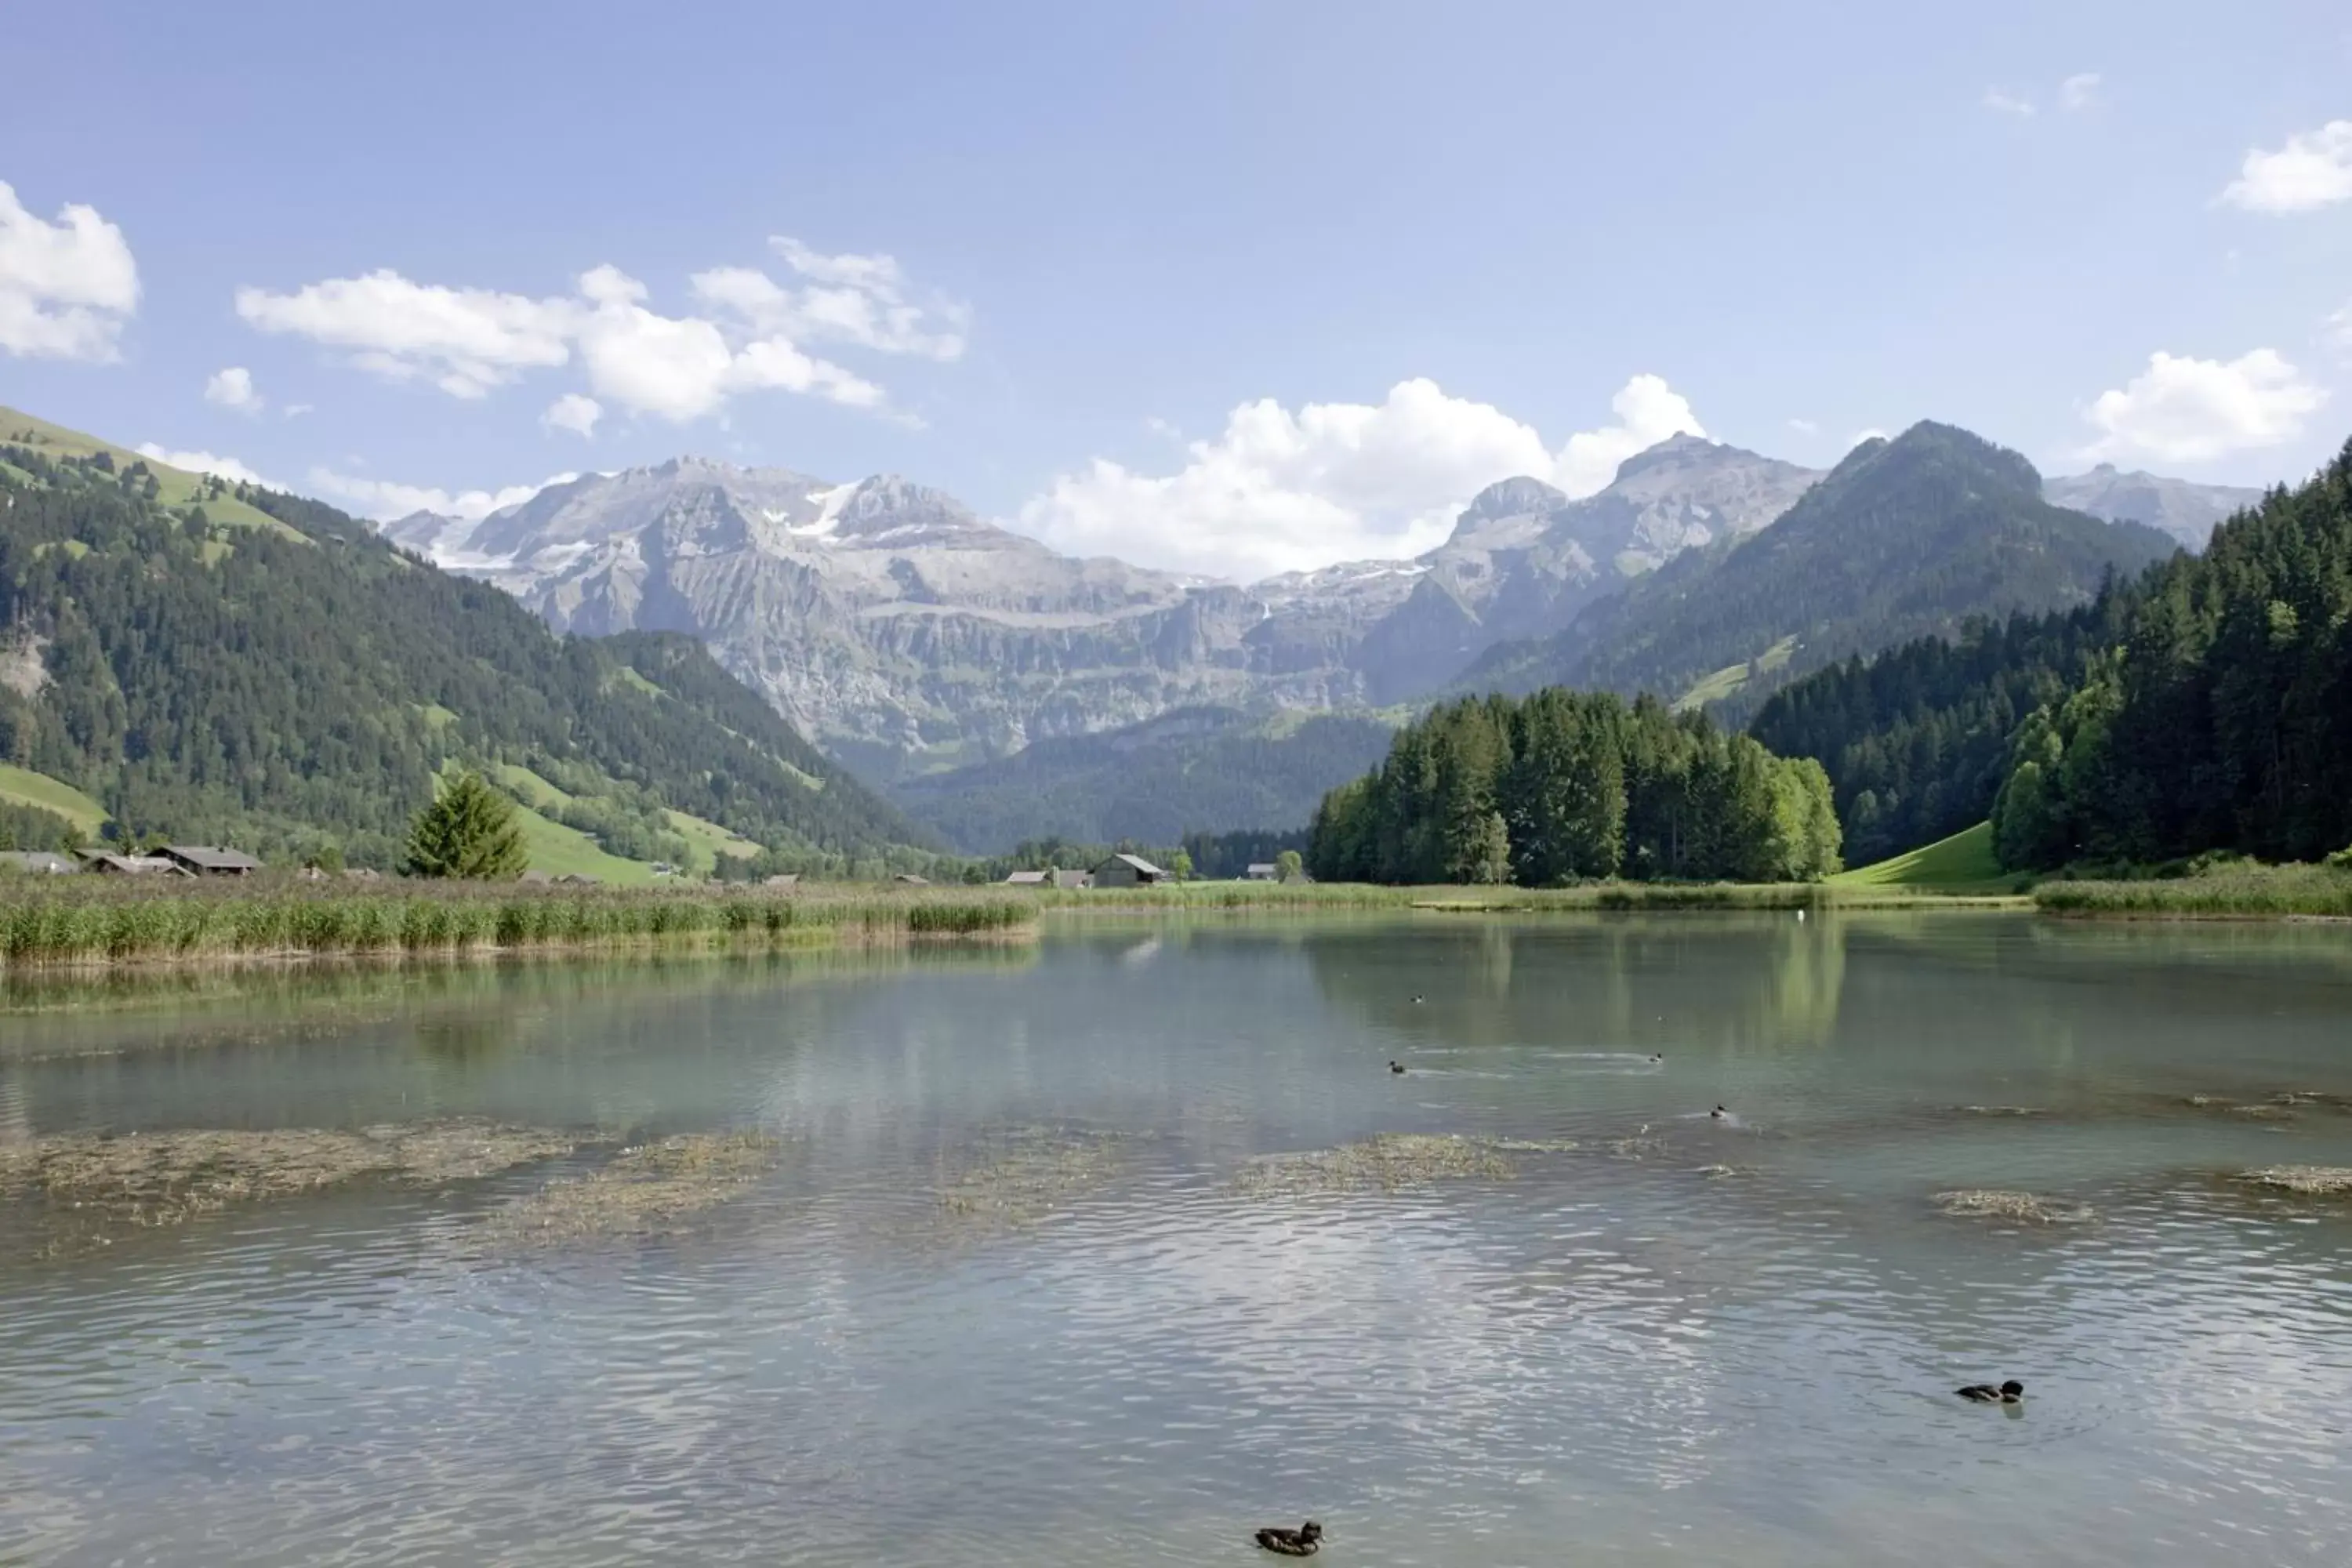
[3,913,2350,1566]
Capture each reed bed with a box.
[2035,863,2352,919]
[0,880,1036,967]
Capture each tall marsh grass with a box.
[2035,863,2352,919]
[0,879,1038,967]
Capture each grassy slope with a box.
[493,762,756,873]
[0,764,109,835]
[1672,634,1797,713]
[0,403,299,536]
[1830,821,2010,892]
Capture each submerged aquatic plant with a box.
[1232,1134,1522,1196]
[478,1131,782,1247]
[2239,1167,2352,1196]
[1933,1189,2096,1225]
[0,1120,576,1229]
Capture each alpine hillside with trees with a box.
[0,416,938,874]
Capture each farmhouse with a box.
[1090,853,1169,888]
[162,845,262,877]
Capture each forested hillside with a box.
[1991,438,2352,869]
[1308,689,1840,886]
[1748,595,2135,866]
[0,437,935,871]
[1462,423,2176,720]
[892,706,1396,852]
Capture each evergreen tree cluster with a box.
[0,463,934,867]
[1991,440,2352,868]
[1747,593,2134,865]
[1308,690,1841,886]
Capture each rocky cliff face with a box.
[383,439,1821,775]
[2040,464,2263,550]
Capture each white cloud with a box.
[2328,299,2352,351]
[1850,428,1889,448]
[1786,418,1820,436]
[2058,72,2103,112]
[204,365,263,413]
[134,443,277,488]
[691,237,968,361]
[572,263,884,421]
[1018,374,1703,581]
[2080,349,2327,463]
[307,466,574,522]
[234,238,953,423]
[0,180,140,361]
[1982,88,2035,118]
[234,270,575,397]
[2220,120,2352,212]
[540,392,602,438]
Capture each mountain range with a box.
[379,424,2245,845]
[0,405,935,877]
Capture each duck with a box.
[1389,1060,1407,1075]
[1650,1053,1664,1064]
[1709,1104,1729,1120]
[1411,994,1425,1004]
[1956,1379,2024,1404]
[1254,1522,1323,1556]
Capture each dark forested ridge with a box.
[1991,438,2352,869]
[1308,690,1839,886]
[1461,423,2177,720]
[0,443,934,868]
[891,706,1396,853]
[1747,594,2136,866]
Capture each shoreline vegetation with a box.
[7,848,2352,972]
[0,881,1036,968]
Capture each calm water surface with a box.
[3,913,2350,1566]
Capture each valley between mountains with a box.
[376,418,2249,851]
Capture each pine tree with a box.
[404,771,528,880]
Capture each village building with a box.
[79,851,189,877]
[1051,868,1092,890]
[1090,852,1169,888]
[1003,869,1051,886]
[1244,862,1279,881]
[0,851,81,876]
[161,845,262,877]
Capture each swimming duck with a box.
[1956,1379,2024,1404]
[1709,1104,1729,1120]
[1254,1522,1323,1556]
[1650,1053,1664,1064]
[1411,995,1425,1004]
[1389,1061,1407,1075]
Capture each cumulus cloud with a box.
[307,466,575,522]
[1981,88,2035,118]
[540,392,602,437]
[234,238,954,422]
[2058,73,2103,112]
[2329,299,2352,351]
[2221,120,2352,212]
[134,443,277,488]
[691,236,968,360]
[1018,374,1704,581]
[204,365,263,413]
[0,180,140,361]
[1785,418,1820,436]
[234,270,575,397]
[2080,349,2327,463]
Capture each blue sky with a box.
[3,0,2349,578]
